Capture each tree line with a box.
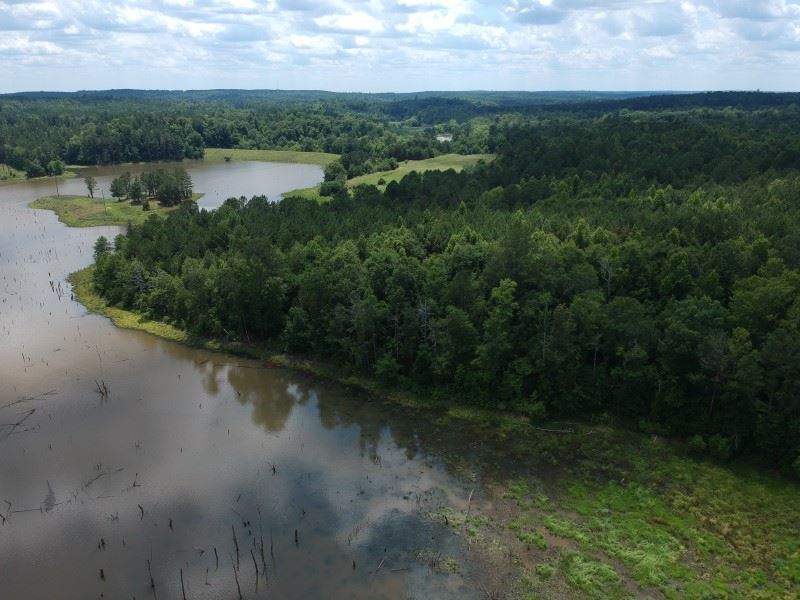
[104,167,193,207]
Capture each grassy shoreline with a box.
[0,169,79,186]
[6,149,335,188]
[203,147,338,166]
[68,264,800,600]
[70,267,189,342]
[0,163,27,183]
[69,266,410,394]
[30,193,203,227]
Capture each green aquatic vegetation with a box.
[0,163,28,182]
[543,515,589,544]
[560,551,627,599]
[414,549,461,574]
[533,493,554,513]
[443,423,800,599]
[563,483,686,587]
[504,480,554,513]
[505,479,530,503]
[429,506,490,539]
[509,514,547,550]
[533,441,800,597]
[534,562,555,579]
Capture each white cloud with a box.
[314,12,384,33]
[290,34,337,52]
[0,0,798,92]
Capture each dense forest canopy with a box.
[5,89,788,179]
[86,94,800,474]
[0,89,619,182]
[0,91,507,178]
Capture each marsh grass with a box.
[481,430,800,599]
[560,551,626,599]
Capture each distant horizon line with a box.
[0,88,793,96]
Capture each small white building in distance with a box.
[436,134,453,143]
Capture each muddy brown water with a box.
[0,163,487,599]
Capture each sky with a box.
[1,0,799,93]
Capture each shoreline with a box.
[0,169,80,187]
[68,265,439,409]
[3,149,335,188]
[203,147,338,167]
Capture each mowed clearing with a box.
[349,153,495,189]
[286,153,495,201]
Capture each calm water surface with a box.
[0,163,486,599]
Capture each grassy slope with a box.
[282,186,328,202]
[67,268,800,600]
[30,194,201,227]
[204,147,338,167]
[285,153,495,201]
[349,153,495,188]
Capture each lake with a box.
[0,161,488,599]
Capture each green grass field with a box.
[349,153,495,188]
[204,147,339,167]
[284,153,496,201]
[30,194,201,227]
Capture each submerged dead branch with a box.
[94,380,109,400]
